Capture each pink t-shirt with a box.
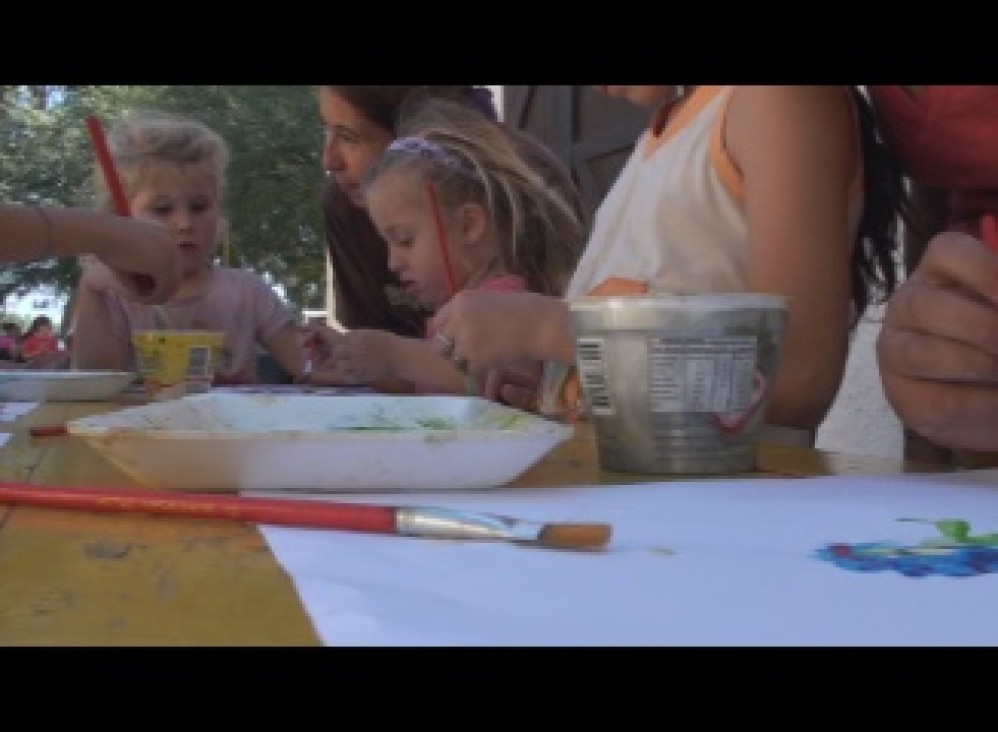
[20,332,60,361]
[106,266,295,383]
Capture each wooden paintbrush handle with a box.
[0,483,396,534]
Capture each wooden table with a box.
[0,400,945,646]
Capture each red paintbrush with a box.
[84,114,156,295]
[0,483,612,552]
[85,115,130,217]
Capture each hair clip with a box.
[387,136,475,176]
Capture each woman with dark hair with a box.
[430,85,910,444]
[318,85,585,338]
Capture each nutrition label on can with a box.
[649,337,756,413]
[575,337,614,416]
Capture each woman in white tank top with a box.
[430,86,907,445]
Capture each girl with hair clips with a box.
[311,97,586,396]
[430,85,909,446]
[318,85,584,338]
[70,109,338,386]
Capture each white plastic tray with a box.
[68,392,573,493]
[0,370,135,401]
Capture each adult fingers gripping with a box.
[888,277,998,360]
[885,375,998,452]
[878,325,998,384]
[919,232,998,306]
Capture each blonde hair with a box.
[94,109,229,212]
[362,98,585,296]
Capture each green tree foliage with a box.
[0,85,326,312]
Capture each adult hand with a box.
[90,217,182,304]
[877,231,998,451]
[429,290,574,375]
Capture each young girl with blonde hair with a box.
[318,85,583,338]
[313,97,586,395]
[72,109,323,384]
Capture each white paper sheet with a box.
[0,402,39,423]
[257,470,998,646]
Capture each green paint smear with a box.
[899,518,998,547]
[328,405,530,433]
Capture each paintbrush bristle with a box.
[536,523,612,551]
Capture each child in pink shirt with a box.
[72,110,337,385]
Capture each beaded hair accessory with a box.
[386,136,476,177]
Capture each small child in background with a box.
[313,97,586,395]
[71,110,328,385]
[20,315,67,368]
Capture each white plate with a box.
[0,370,136,401]
[67,393,573,493]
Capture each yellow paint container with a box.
[132,330,225,400]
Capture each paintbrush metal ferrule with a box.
[393,507,612,551]
[395,506,541,543]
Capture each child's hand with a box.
[318,329,398,385]
[303,325,376,385]
[299,324,344,370]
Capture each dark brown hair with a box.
[321,86,498,133]
[849,86,914,324]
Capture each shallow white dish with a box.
[0,370,136,402]
[67,392,573,493]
